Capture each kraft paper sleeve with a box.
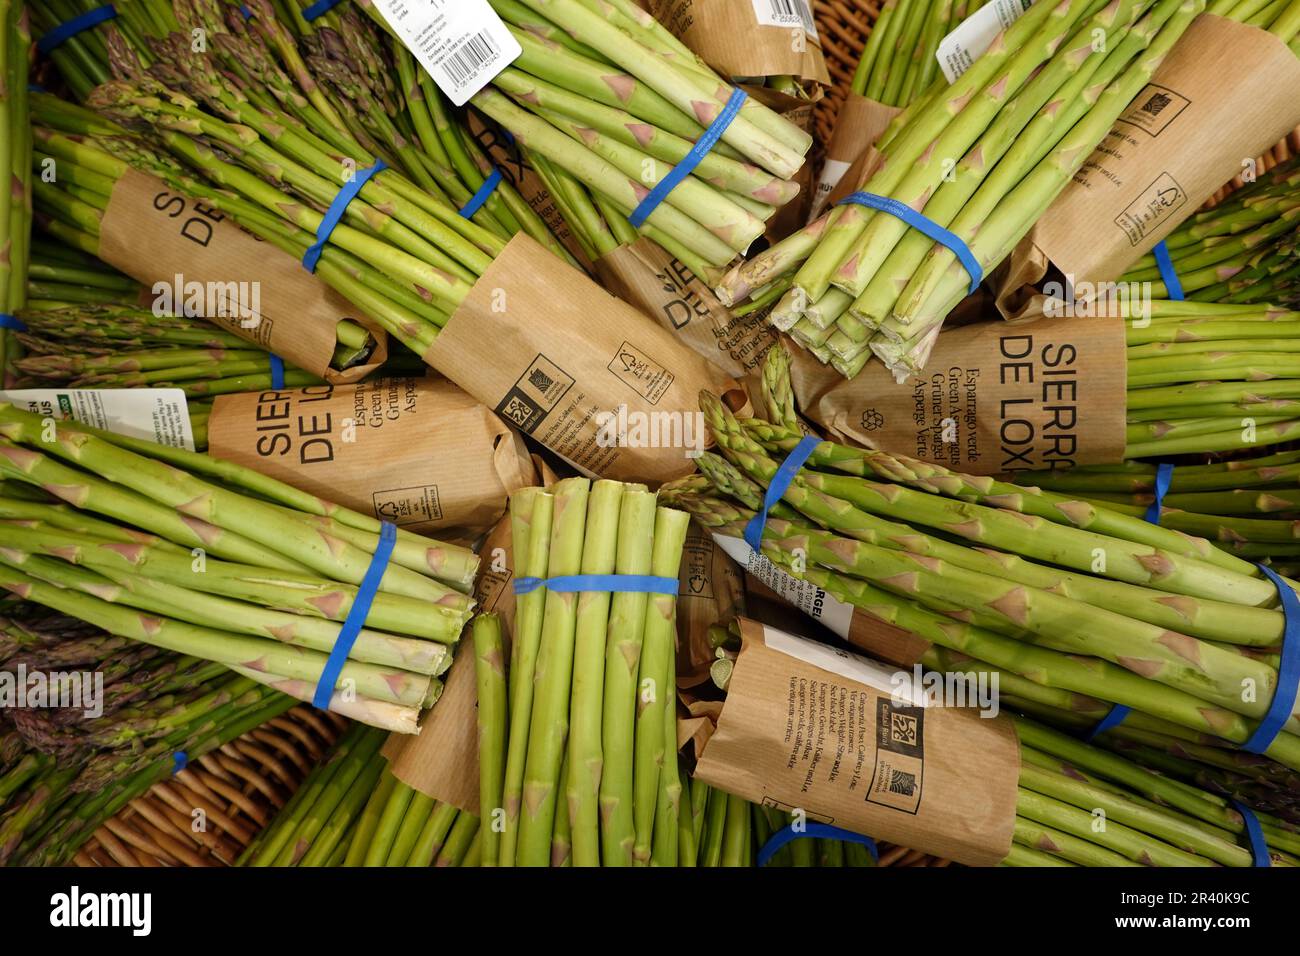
[425,234,746,484]
[811,94,902,218]
[594,237,778,380]
[998,15,1300,319]
[647,0,830,86]
[206,376,533,536]
[790,316,1128,474]
[676,523,748,688]
[382,512,518,810]
[694,619,1019,867]
[97,168,386,382]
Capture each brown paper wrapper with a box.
[382,512,519,809]
[811,94,902,218]
[594,237,779,380]
[791,315,1128,474]
[425,234,745,484]
[998,15,1300,320]
[647,0,829,86]
[207,376,533,536]
[695,619,1019,866]
[676,523,747,688]
[97,168,386,381]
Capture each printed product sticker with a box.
[936,0,1032,83]
[0,388,195,450]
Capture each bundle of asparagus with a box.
[1121,156,1300,304]
[26,237,145,309]
[1,605,299,865]
[474,480,691,867]
[1005,716,1300,865]
[31,95,386,369]
[1013,449,1300,562]
[661,345,1300,783]
[1,1,32,376]
[354,0,814,278]
[0,401,479,733]
[1106,300,1300,459]
[1210,0,1300,51]
[239,723,481,867]
[12,306,327,399]
[717,0,1204,379]
[850,0,967,110]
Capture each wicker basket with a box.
[1204,131,1300,207]
[73,708,349,867]
[812,0,883,150]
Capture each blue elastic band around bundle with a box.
[311,521,397,710]
[1084,703,1131,742]
[37,4,117,53]
[0,314,27,332]
[758,823,878,867]
[1231,799,1271,867]
[459,168,503,219]
[1152,241,1185,301]
[512,574,679,596]
[628,87,747,229]
[744,434,821,552]
[302,159,388,273]
[837,191,983,295]
[1143,461,1175,526]
[301,0,343,21]
[171,751,188,775]
[269,353,285,390]
[239,4,253,19]
[1241,563,1300,754]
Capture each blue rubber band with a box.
[1231,799,1271,867]
[311,521,397,710]
[239,4,253,18]
[269,353,285,390]
[37,4,117,53]
[837,192,984,295]
[302,159,388,273]
[744,434,821,552]
[512,574,679,596]
[459,168,503,219]
[171,751,187,774]
[1152,241,1185,301]
[0,314,27,332]
[1084,704,1131,742]
[27,84,46,93]
[758,823,879,867]
[628,88,747,229]
[1143,462,1175,525]
[300,0,343,20]
[1241,563,1300,754]
[1230,799,1271,867]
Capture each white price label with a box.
[715,534,854,638]
[370,0,521,107]
[810,158,851,219]
[762,625,927,703]
[751,0,819,41]
[936,0,1032,83]
[0,388,196,450]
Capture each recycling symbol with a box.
[861,409,885,431]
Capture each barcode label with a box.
[935,0,1032,83]
[751,0,819,41]
[370,0,520,106]
[441,31,499,89]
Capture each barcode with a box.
[441,30,499,89]
[765,0,815,29]
[887,769,917,796]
